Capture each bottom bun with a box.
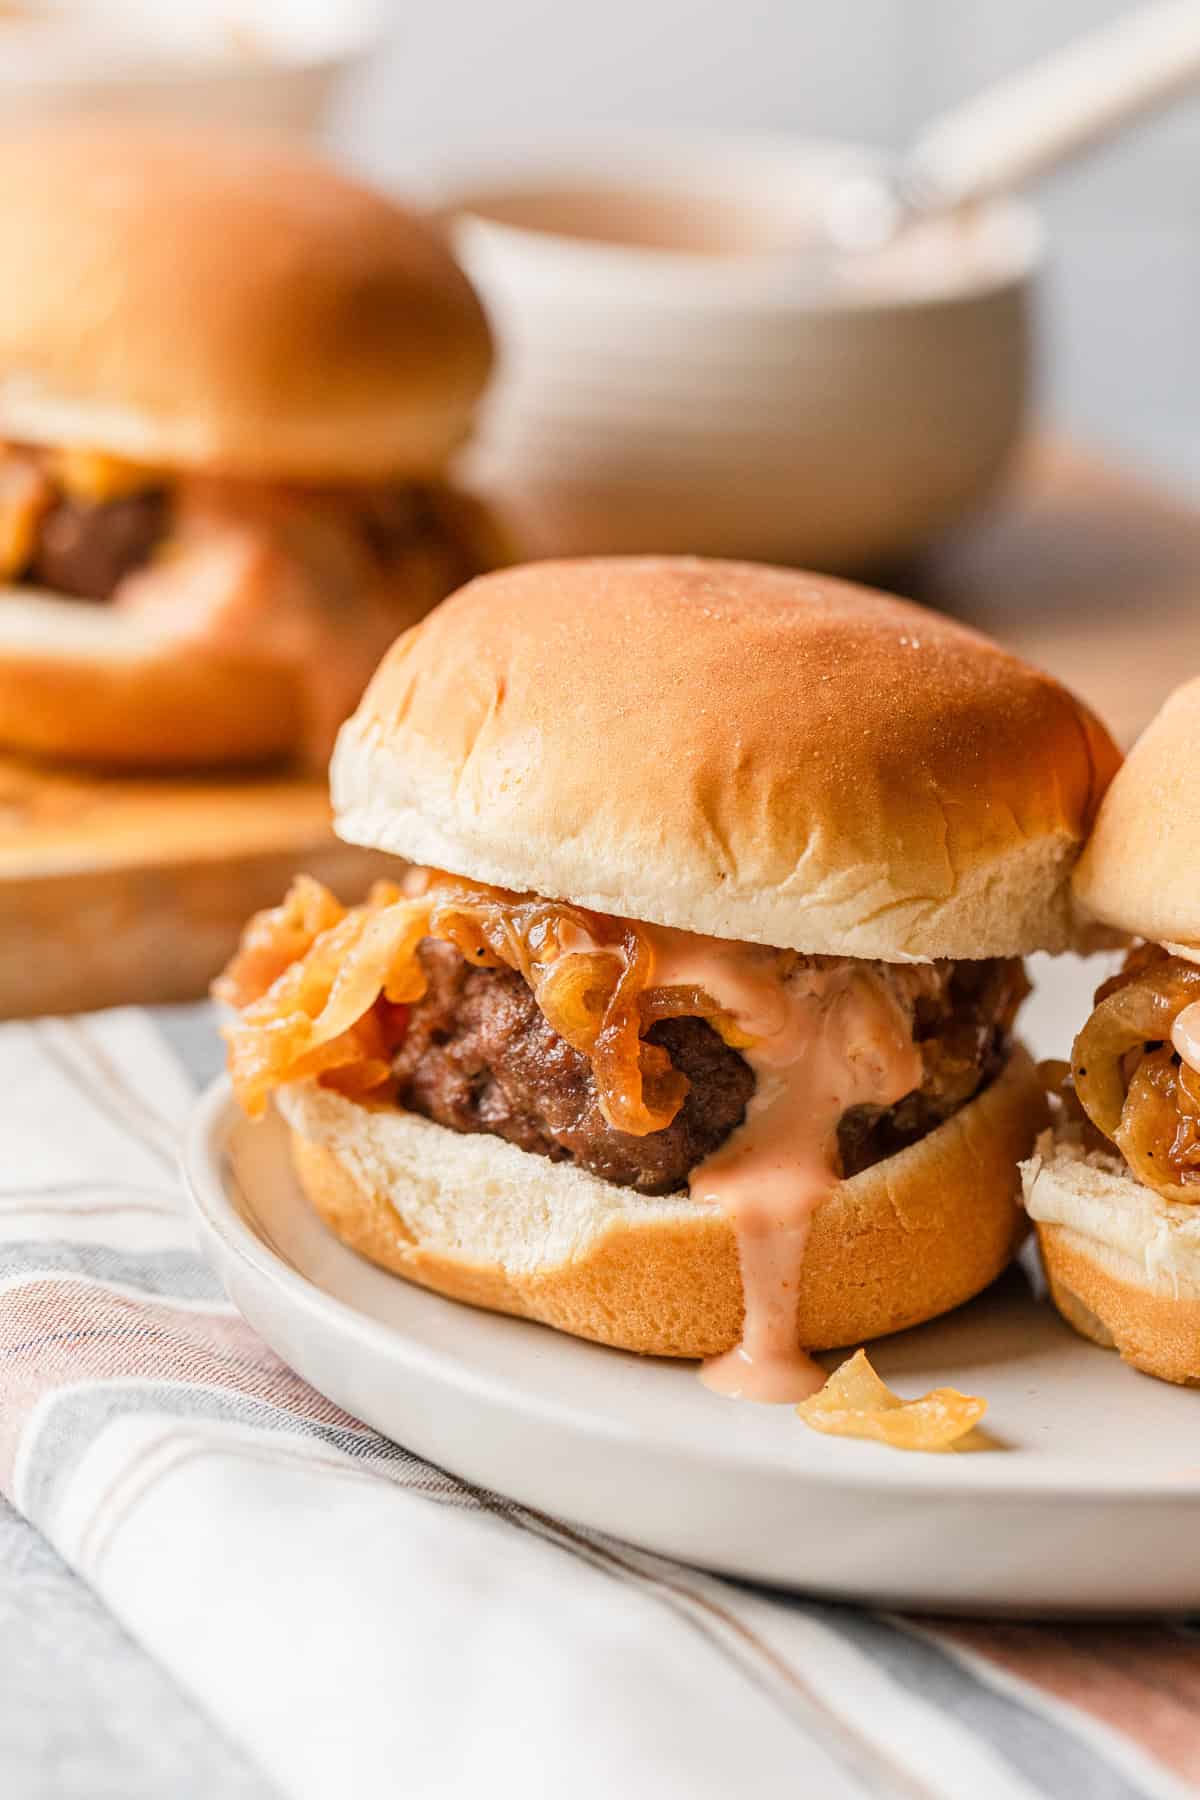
[1022,1130,1200,1386]
[277,1046,1044,1358]
[0,593,300,766]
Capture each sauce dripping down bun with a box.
[222,557,1119,1391]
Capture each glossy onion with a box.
[1072,957,1200,1140]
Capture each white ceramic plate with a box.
[183,1049,1200,1617]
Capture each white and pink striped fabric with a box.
[2,1003,1200,1800]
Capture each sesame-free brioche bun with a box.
[1073,676,1200,957]
[0,122,492,479]
[332,558,1121,961]
[1022,1127,1200,1386]
[0,593,300,767]
[278,1046,1043,1357]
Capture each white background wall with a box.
[334,0,1200,489]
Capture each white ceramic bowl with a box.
[0,0,377,135]
[434,135,1042,568]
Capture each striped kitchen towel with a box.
[1,1002,1199,1800]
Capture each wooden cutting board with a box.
[0,762,390,1019]
[2,438,1196,1020]
[920,438,1200,750]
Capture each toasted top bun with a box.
[332,557,1121,960]
[1073,676,1200,953]
[0,122,492,480]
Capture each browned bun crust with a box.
[0,122,492,479]
[278,1047,1043,1358]
[332,558,1120,960]
[1037,1224,1200,1387]
[0,598,299,766]
[1072,675,1200,952]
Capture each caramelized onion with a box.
[213,873,354,1009]
[1072,956,1200,1138]
[217,871,743,1131]
[1115,1044,1200,1200]
[535,950,624,1052]
[221,885,430,1114]
[1071,952,1200,1202]
[797,1350,986,1452]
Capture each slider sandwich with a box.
[219,558,1119,1398]
[1024,677,1200,1384]
[0,121,498,767]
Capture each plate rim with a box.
[182,1075,1200,1504]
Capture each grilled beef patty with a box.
[391,939,1026,1195]
[8,448,484,605]
[28,490,169,601]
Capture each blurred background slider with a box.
[0,119,498,1015]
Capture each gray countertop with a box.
[0,1004,268,1800]
[0,1497,270,1800]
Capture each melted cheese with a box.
[643,927,923,1402]
[52,448,163,502]
[0,451,49,578]
[0,441,159,578]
